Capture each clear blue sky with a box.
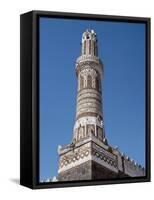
[39,17,145,181]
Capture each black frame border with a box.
[20,10,151,189]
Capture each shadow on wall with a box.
[9,178,20,185]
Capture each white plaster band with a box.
[76,108,102,117]
[77,102,102,112]
[77,94,102,103]
[74,116,103,129]
[78,88,101,97]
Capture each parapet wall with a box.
[112,148,145,177]
[123,156,145,177]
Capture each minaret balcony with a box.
[76,55,100,65]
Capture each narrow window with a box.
[84,41,86,54]
[80,76,84,90]
[89,40,91,54]
[94,42,98,56]
[96,77,99,91]
[87,75,92,88]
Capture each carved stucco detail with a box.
[59,144,91,171]
[80,68,97,78]
[78,68,99,91]
[76,59,103,78]
[58,143,118,173]
[74,116,103,130]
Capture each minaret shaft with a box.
[73,29,105,143]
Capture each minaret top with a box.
[82,29,97,43]
[76,29,103,77]
[80,29,98,57]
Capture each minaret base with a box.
[58,160,120,181]
[57,135,145,181]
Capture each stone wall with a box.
[92,161,118,179]
[58,161,92,181]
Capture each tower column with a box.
[73,29,104,143]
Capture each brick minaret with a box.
[73,29,106,144]
[57,29,145,181]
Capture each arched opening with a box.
[95,77,100,91]
[87,75,92,88]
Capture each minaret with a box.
[57,29,145,181]
[73,29,106,144]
